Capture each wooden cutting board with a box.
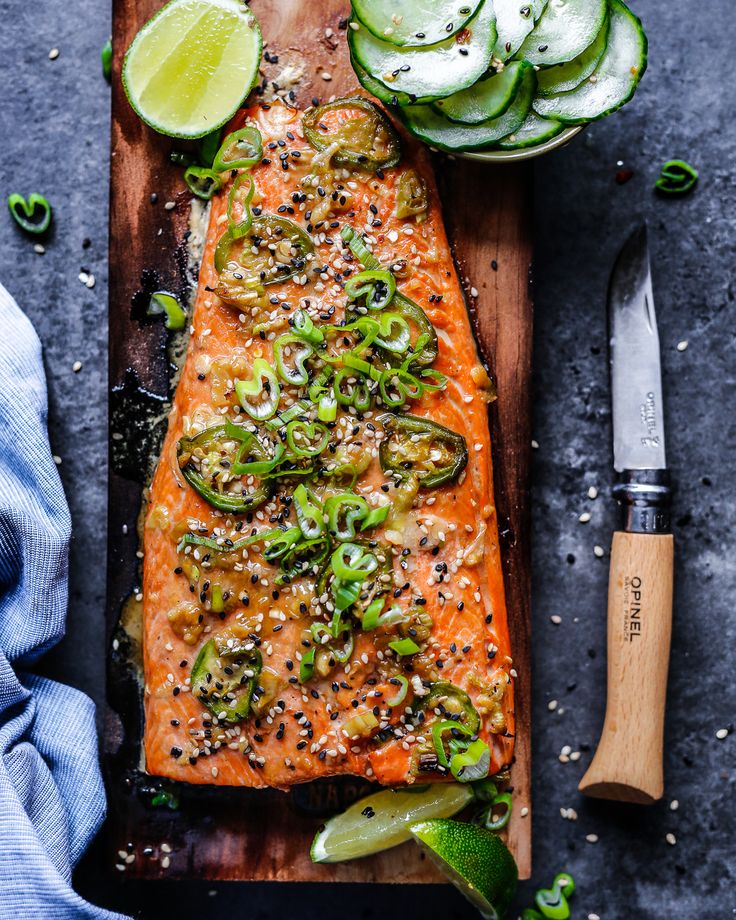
[106,0,532,883]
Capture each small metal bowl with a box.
[457,125,582,163]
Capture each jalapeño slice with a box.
[177,422,274,513]
[379,414,468,488]
[215,214,314,282]
[191,638,262,724]
[303,97,401,171]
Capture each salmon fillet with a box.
[143,100,515,788]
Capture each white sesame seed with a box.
[594,545,605,558]
[49,48,60,60]
[470,287,479,298]
[586,833,599,843]
[588,914,601,920]
[550,614,562,625]
[579,512,591,523]
[164,200,176,211]
[34,243,45,255]
[72,361,82,372]
[86,273,96,289]
[716,728,729,740]
[161,855,171,868]
[520,806,529,817]
[665,833,676,846]
[349,20,360,30]
[676,340,688,352]
[670,799,679,811]
[161,843,172,854]
[569,750,581,762]
[321,71,332,81]
[587,485,599,499]
[531,439,539,449]
[548,699,558,711]
[53,455,62,465]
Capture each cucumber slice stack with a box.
[348,0,647,155]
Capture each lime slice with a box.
[311,784,473,864]
[410,819,518,920]
[122,0,262,139]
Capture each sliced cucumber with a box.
[533,0,647,124]
[433,61,531,125]
[493,0,548,60]
[536,13,610,96]
[351,0,484,47]
[518,0,607,67]
[399,65,536,152]
[348,0,497,105]
[495,111,564,148]
[351,57,414,106]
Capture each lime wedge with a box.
[410,819,518,920]
[311,784,473,864]
[122,0,262,139]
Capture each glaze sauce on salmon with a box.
[143,99,514,789]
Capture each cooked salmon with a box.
[143,99,515,789]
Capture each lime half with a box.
[410,819,518,920]
[123,0,262,139]
[311,784,473,864]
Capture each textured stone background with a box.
[0,0,733,916]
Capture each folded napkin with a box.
[0,284,126,919]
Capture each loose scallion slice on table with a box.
[147,291,187,330]
[655,159,698,195]
[7,193,52,235]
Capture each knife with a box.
[578,224,674,805]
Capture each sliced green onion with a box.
[226,172,255,238]
[361,598,406,630]
[235,358,281,421]
[481,791,513,831]
[389,637,421,656]
[148,291,187,330]
[387,675,409,707]
[273,333,314,386]
[293,484,324,539]
[318,391,338,422]
[360,504,390,531]
[655,159,698,195]
[299,647,316,683]
[344,269,397,310]
[431,720,473,768]
[262,527,302,562]
[184,165,221,200]
[325,493,369,541]
[341,225,381,270]
[522,873,576,920]
[7,193,52,235]
[285,419,329,458]
[101,39,112,82]
[450,738,490,782]
[231,441,286,477]
[291,309,325,345]
[332,577,363,614]
[331,542,377,582]
[276,536,331,585]
[333,368,372,412]
[212,125,263,173]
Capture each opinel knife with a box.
[579,224,674,804]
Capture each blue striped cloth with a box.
[0,284,127,919]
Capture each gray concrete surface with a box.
[0,0,733,916]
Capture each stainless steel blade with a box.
[608,224,667,472]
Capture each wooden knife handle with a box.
[578,531,674,804]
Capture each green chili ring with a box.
[212,125,263,173]
[184,165,222,200]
